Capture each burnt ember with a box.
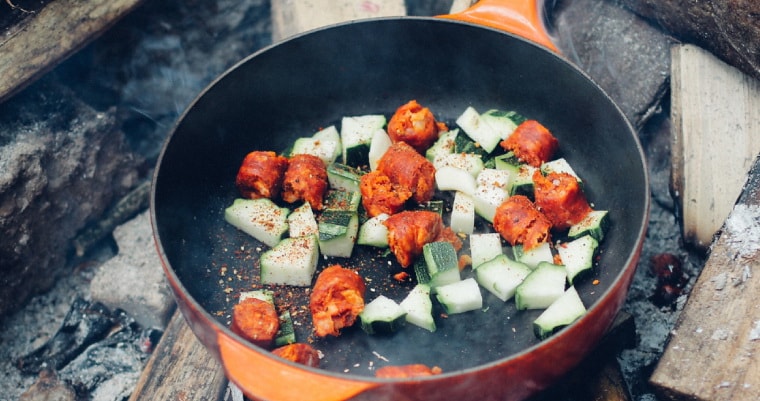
[649,253,689,309]
[15,297,116,374]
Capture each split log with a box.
[650,153,760,401]
[618,0,760,82]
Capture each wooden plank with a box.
[271,0,406,42]
[0,0,144,103]
[670,44,760,249]
[650,154,760,401]
[128,311,228,401]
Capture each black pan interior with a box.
[153,17,647,376]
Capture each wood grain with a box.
[670,44,760,249]
[129,311,228,401]
[651,154,760,400]
[0,0,144,103]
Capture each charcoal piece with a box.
[16,297,116,374]
[18,368,77,401]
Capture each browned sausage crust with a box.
[376,141,436,204]
[230,297,280,349]
[235,151,289,199]
[309,265,366,337]
[282,153,329,210]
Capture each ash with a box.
[0,0,707,400]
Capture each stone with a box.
[90,211,175,330]
[0,79,142,318]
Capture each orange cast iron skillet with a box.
[150,1,650,400]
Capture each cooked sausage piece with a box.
[271,343,321,368]
[235,151,289,199]
[533,170,592,230]
[375,364,443,378]
[230,297,280,349]
[359,170,413,217]
[492,195,552,251]
[377,141,436,204]
[387,100,447,153]
[499,120,559,167]
[282,153,329,210]
[384,210,462,268]
[310,265,366,337]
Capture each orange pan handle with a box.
[440,0,559,53]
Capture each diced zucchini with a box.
[425,129,458,165]
[224,198,289,248]
[450,191,475,235]
[433,152,484,177]
[514,262,568,310]
[533,286,586,340]
[493,151,522,174]
[435,166,477,195]
[357,213,389,248]
[455,106,501,154]
[508,164,538,198]
[359,295,407,334]
[474,254,532,302]
[288,202,318,238]
[342,115,386,166]
[419,241,461,290]
[239,289,275,304]
[317,210,359,258]
[557,235,599,284]
[399,284,436,332]
[541,158,582,184]
[480,109,524,139]
[435,277,483,314]
[454,128,489,157]
[327,163,363,192]
[512,242,554,269]
[472,168,511,222]
[324,189,361,212]
[260,234,319,286]
[469,232,503,268]
[290,125,341,165]
[368,128,392,171]
[568,210,609,242]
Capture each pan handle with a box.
[439,0,559,53]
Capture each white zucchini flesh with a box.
[260,234,319,287]
[568,210,609,242]
[341,115,386,165]
[435,166,477,195]
[399,284,436,332]
[357,213,389,248]
[474,254,532,302]
[368,128,392,171]
[480,109,520,140]
[540,158,581,181]
[472,168,511,222]
[514,262,568,310]
[455,106,501,153]
[512,242,554,269]
[557,235,599,284]
[533,286,586,339]
[450,191,475,235]
[318,211,359,258]
[433,152,485,177]
[359,295,407,334]
[435,277,483,314]
[287,202,318,238]
[425,129,458,165]
[469,232,503,268]
[291,125,341,165]
[224,198,289,248]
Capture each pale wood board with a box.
[0,0,144,103]
[271,0,406,42]
[670,44,760,249]
[650,154,760,401]
[128,311,228,401]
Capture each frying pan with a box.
[151,1,650,400]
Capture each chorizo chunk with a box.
[309,265,366,337]
[384,210,462,268]
[533,170,592,230]
[271,343,321,368]
[387,100,447,153]
[375,364,443,378]
[230,297,280,349]
[492,195,552,250]
[359,170,413,217]
[499,120,559,167]
[282,154,329,210]
[377,141,436,204]
[235,151,288,199]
